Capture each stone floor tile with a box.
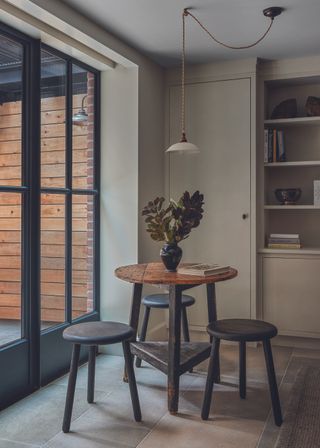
[182,375,271,423]
[0,384,107,446]
[197,344,292,386]
[136,411,262,448]
[54,354,127,392]
[45,419,148,448]
[0,441,40,448]
[44,394,151,448]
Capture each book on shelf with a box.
[268,238,300,244]
[277,130,286,162]
[268,243,301,249]
[268,129,273,162]
[273,129,277,163]
[270,233,299,239]
[264,129,286,163]
[264,129,269,163]
[177,263,230,276]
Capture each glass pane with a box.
[72,65,94,189]
[0,35,23,187]
[72,194,94,320]
[0,192,22,345]
[41,49,66,188]
[41,194,65,328]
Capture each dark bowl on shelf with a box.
[274,188,302,205]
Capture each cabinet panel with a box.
[169,78,251,326]
[262,256,320,338]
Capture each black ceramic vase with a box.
[160,243,182,272]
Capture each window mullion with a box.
[28,39,41,390]
[65,59,73,323]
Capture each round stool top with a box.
[207,319,277,342]
[63,321,134,345]
[142,293,195,309]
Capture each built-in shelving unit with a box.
[263,76,320,251]
[260,74,320,339]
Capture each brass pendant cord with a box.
[179,7,280,144]
[181,9,187,141]
[185,9,274,50]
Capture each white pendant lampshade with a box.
[166,136,200,154]
[166,7,283,155]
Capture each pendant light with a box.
[166,6,284,154]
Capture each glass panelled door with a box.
[0,23,100,406]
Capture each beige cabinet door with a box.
[168,78,251,329]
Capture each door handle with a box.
[242,213,249,220]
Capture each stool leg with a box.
[201,338,220,420]
[63,343,81,433]
[123,340,142,422]
[136,306,150,368]
[206,284,220,383]
[87,345,96,404]
[181,306,190,342]
[182,306,193,372]
[239,341,246,399]
[263,339,283,426]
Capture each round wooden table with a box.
[115,262,238,414]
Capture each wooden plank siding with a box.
[0,93,94,322]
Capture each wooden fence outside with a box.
[0,93,94,322]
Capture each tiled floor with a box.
[0,344,319,448]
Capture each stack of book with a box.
[267,233,301,249]
[177,263,230,276]
[264,129,286,163]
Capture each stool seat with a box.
[207,319,277,342]
[63,321,134,345]
[142,293,195,309]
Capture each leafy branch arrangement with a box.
[142,191,204,244]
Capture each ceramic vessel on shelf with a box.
[274,188,302,205]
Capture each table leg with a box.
[206,283,220,382]
[168,284,182,414]
[123,282,143,382]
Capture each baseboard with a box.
[272,334,320,350]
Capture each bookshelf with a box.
[260,74,320,339]
[263,77,320,251]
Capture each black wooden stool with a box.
[62,321,141,433]
[201,319,282,426]
[136,293,195,368]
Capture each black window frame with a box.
[0,21,100,402]
[39,43,101,329]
